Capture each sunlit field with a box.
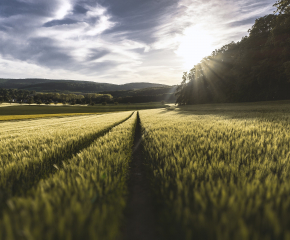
[0,111,135,239]
[140,101,290,240]
[0,101,289,239]
[0,103,165,121]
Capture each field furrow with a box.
[140,108,290,240]
[0,112,133,209]
[0,112,137,240]
[0,114,101,134]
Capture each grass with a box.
[1,100,289,239]
[0,112,133,208]
[140,101,290,240]
[0,112,137,240]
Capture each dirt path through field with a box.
[122,112,158,240]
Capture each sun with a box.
[175,25,214,70]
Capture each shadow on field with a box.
[122,112,158,240]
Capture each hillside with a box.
[99,86,177,103]
[0,79,169,93]
[0,82,176,104]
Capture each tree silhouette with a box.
[176,1,290,105]
[274,0,290,14]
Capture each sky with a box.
[0,0,276,85]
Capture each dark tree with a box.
[175,1,290,105]
[28,97,34,105]
[274,0,290,14]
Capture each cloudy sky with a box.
[0,0,275,85]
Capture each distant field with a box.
[0,113,104,121]
[0,102,165,120]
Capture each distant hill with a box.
[0,79,170,93]
[100,86,177,103]
[100,86,177,98]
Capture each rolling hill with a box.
[0,79,170,93]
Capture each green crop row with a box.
[0,113,131,167]
[0,112,133,207]
[0,112,137,240]
[140,108,290,240]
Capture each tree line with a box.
[0,87,176,105]
[175,0,290,105]
[114,93,175,103]
[0,88,113,105]
[100,86,177,103]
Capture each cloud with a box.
[0,0,276,85]
[0,1,117,73]
[43,18,79,27]
[0,0,59,18]
[150,0,275,70]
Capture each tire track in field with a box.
[122,112,158,240]
[0,112,134,213]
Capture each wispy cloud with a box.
[153,0,275,54]
[0,0,275,84]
